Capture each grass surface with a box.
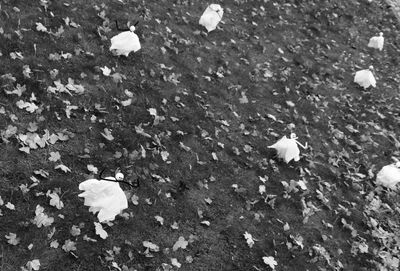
[1,0,400,270]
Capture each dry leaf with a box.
[171,258,181,268]
[48,192,64,209]
[173,236,188,251]
[36,22,47,32]
[5,202,15,210]
[101,128,114,141]
[143,241,159,252]
[70,225,81,237]
[5,233,20,245]
[26,259,41,271]
[62,240,77,252]
[33,205,54,228]
[244,232,255,248]
[100,66,111,76]
[263,256,278,270]
[55,164,71,173]
[50,240,59,248]
[94,222,108,239]
[155,215,164,225]
[131,194,139,205]
[48,151,61,162]
[87,164,98,174]
[239,92,248,104]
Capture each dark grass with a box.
[1,0,400,270]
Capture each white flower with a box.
[354,66,376,89]
[199,4,224,32]
[109,27,141,57]
[368,32,384,51]
[376,163,400,189]
[78,177,128,222]
[268,133,307,163]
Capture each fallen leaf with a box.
[50,240,59,248]
[100,66,112,76]
[143,241,159,252]
[239,92,248,104]
[155,215,164,225]
[101,128,114,141]
[48,192,64,209]
[263,256,278,270]
[5,233,20,245]
[244,232,255,248]
[5,202,15,210]
[179,142,191,152]
[171,222,179,230]
[70,225,81,237]
[36,22,47,32]
[48,151,61,162]
[26,259,41,271]
[286,101,295,107]
[62,239,77,252]
[172,236,188,251]
[121,99,132,106]
[259,185,266,195]
[131,194,139,205]
[94,222,108,239]
[160,151,169,161]
[33,205,54,228]
[16,100,39,113]
[5,84,26,96]
[87,164,98,174]
[171,258,181,268]
[55,164,71,173]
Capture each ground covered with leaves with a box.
[1,0,400,270]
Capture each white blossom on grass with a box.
[354,66,376,89]
[199,4,224,32]
[78,175,128,223]
[368,32,384,51]
[110,26,141,56]
[268,133,307,163]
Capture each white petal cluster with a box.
[368,32,384,51]
[376,162,400,189]
[78,177,128,222]
[354,66,376,89]
[110,27,141,57]
[199,4,224,32]
[268,134,307,163]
